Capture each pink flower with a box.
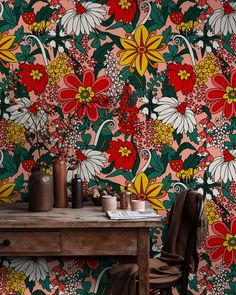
[58,70,111,121]
[206,70,236,119]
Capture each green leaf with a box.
[29,0,48,9]
[176,142,196,155]
[161,77,176,98]
[82,134,92,145]
[0,20,14,32]
[0,168,13,180]
[120,66,132,80]
[173,130,183,145]
[97,29,122,49]
[101,14,114,27]
[26,277,35,293]
[187,129,199,144]
[224,141,235,150]
[229,133,236,145]
[14,173,24,192]
[36,5,54,22]
[183,153,202,169]
[82,280,91,292]
[91,37,101,48]
[14,26,24,44]
[102,162,115,174]
[128,70,146,90]
[183,5,202,22]
[222,33,236,56]
[151,151,166,176]
[39,277,51,292]
[2,2,17,26]
[2,150,19,176]
[107,169,125,178]
[107,21,124,30]
[162,173,172,192]
[162,25,172,44]
[96,134,112,152]
[92,42,114,77]
[32,291,47,295]
[21,45,31,56]
[150,3,166,29]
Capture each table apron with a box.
[0,228,138,256]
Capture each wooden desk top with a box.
[0,202,162,229]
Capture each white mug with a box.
[131,200,145,211]
[102,195,117,212]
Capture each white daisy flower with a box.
[68,149,106,182]
[209,2,236,36]
[209,150,236,183]
[154,97,197,134]
[61,1,106,36]
[9,257,49,281]
[6,97,47,131]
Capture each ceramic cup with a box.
[102,195,117,212]
[131,200,145,211]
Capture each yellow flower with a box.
[176,168,198,182]
[47,60,60,74]
[49,72,60,85]
[0,179,19,203]
[223,234,236,251]
[162,124,174,137]
[118,25,165,76]
[206,64,220,78]
[196,73,207,85]
[205,53,215,63]
[6,121,25,146]
[154,119,163,130]
[76,86,94,102]
[176,20,198,34]
[124,172,166,210]
[194,61,207,75]
[204,200,216,214]
[223,86,236,104]
[0,31,18,68]
[57,53,68,64]
[59,64,72,77]
[207,211,220,225]
[29,20,50,35]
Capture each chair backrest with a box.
[161,189,204,294]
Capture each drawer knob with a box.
[2,239,11,247]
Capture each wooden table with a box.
[0,202,161,295]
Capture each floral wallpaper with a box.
[0,0,235,294]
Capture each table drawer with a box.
[0,231,60,253]
[61,228,137,255]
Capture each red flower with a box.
[74,257,99,269]
[58,70,111,121]
[106,0,137,23]
[166,63,196,94]
[205,218,236,268]
[106,139,137,170]
[206,70,236,119]
[18,63,48,94]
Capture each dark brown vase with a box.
[53,157,68,208]
[28,166,53,212]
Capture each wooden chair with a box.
[110,189,205,295]
[148,189,204,295]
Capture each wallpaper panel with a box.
[0,0,236,294]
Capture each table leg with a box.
[137,228,149,295]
